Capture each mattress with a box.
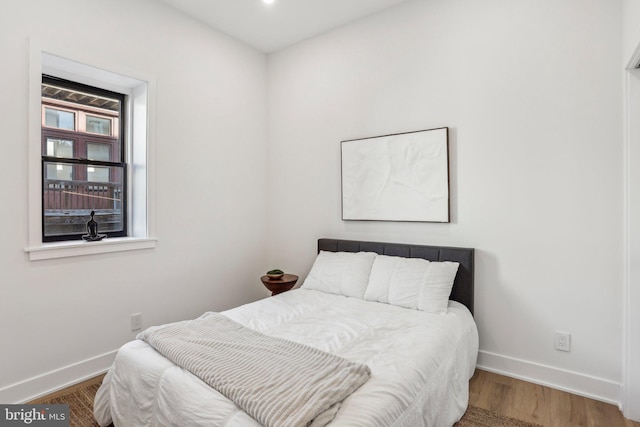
[94,288,478,427]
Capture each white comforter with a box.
[94,289,478,427]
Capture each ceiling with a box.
[158,0,412,53]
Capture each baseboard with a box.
[477,350,622,407]
[0,350,117,404]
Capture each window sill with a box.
[25,237,157,261]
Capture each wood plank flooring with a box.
[28,374,105,404]
[29,369,640,426]
[470,369,640,427]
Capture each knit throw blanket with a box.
[138,312,371,427]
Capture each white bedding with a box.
[95,289,478,427]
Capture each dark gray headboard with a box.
[317,238,474,315]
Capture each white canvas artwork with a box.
[341,127,449,222]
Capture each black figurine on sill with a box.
[82,210,106,241]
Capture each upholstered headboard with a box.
[317,238,475,315]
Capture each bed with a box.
[94,238,478,427]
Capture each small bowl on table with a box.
[267,272,284,280]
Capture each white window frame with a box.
[25,39,157,260]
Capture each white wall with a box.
[623,0,640,67]
[267,0,624,404]
[622,0,640,419]
[0,0,270,402]
[0,0,629,412]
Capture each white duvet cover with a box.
[94,289,478,427]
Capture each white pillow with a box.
[364,254,459,314]
[301,251,377,298]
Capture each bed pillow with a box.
[364,254,459,314]
[301,251,377,298]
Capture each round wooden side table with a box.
[260,274,298,296]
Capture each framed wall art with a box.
[341,127,450,222]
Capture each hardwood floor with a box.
[28,374,105,404]
[28,369,640,427]
[470,369,640,427]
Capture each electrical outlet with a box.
[131,313,143,331]
[555,331,571,352]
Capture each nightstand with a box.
[260,274,298,296]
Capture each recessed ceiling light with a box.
[263,0,275,4]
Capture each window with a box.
[26,45,155,260]
[45,108,75,130]
[86,115,112,135]
[41,75,126,242]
